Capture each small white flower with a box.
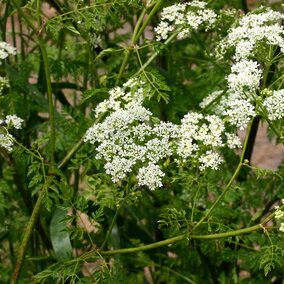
[263,89,284,120]
[0,76,10,95]
[145,138,172,163]
[217,9,284,61]
[5,115,24,129]
[137,163,165,190]
[0,133,14,152]
[154,21,174,41]
[225,133,242,149]
[198,150,223,171]
[154,2,216,41]
[224,98,256,130]
[0,41,17,60]
[227,60,262,95]
[104,157,136,183]
[280,223,284,232]
[275,208,284,219]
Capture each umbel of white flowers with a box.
[0,115,24,152]
[274,199,284,233]
[155,2,284,129]
[85,79,241,191]
[0,41,16,60]
[154,1,217,41]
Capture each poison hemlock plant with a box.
[0,0,284,283]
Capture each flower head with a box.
[154,1,216,41]
[263,89,284,120]
[0,41,16,60]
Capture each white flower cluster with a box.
[199,150,222,171]
[227,60,262,95]
[176,112,241,169]
[85,81,242,190]
[5,115,24,129]
[93,78,144,118]
[274,199,284,233]
[137,163,165,190]
[0,114,23,152]
[263,89,284,121]
[218,9,284,61]
[200,91,256,130]
[0,133,14,152]
[0,41,16,60]
[201,8,284,130]
[85,98,178,190]
[154,1,217,41]
[223,96,256,130]
[0,76,10,95]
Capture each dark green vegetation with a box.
[0,0,284,283]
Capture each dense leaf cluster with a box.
[0,0,284,283]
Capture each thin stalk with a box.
[192,119,254,231]
[133,0,164,43]
[131,8,147,44]
[11,184,45,284]
[68,204,281,262]
[11,14,18,63]
[115,49,130,86]
[114,8,146,86]
[99,207,120,250]
[57,113,104,169]
[57,135,85,169]
[19,14,26,60]
[157,265,197,284]
[134,32,178,77]
[135,48,162,96]
[2,2,10,41]
[38,39,56,164]
[11,173,56,283]
[10,2,55,282]
[10,0,37,34]
[36,0,56,164]
[115,1,163,86]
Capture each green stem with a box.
[133,0,164,43]
[101,234,184,256]
[10,0,37,34]
[99,206,121,250]
[115,49,130,86]
[131,7,147,43]
[192,119,254,230]
[10,178,51,284]
[57,135,85,169]
[69,205,280,262]
[115,1,163,86]
[11,175,56,283]
[12,0,56,163]
[9,2,56,282]
[38,40,55,164]
[114,7,147,86]
[134,32,178,77]
[57,113,104,169]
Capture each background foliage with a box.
[0,0,284,283]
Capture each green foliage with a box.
[1,0,284,283]
[259,245,284,276]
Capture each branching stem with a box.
[192,118,254,230]
[115,0,164,86]
[65,203,282,262]
[11,177,53,284]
